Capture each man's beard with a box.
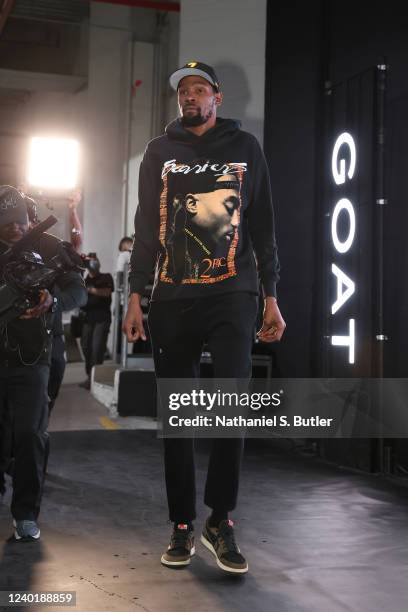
[181,107,214,127]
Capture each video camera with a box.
[0,215,84,329]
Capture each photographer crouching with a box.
[0,185,87,541]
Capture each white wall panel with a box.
[179,0,267,144]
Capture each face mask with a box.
[88,259,100,273]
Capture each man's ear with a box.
[215,91,223,106]
[185,195,198,214]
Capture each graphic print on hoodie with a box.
[129,118,280,301]
[160,158,247,285]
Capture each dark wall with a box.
[264,1,322,376]
[264,0,408,377]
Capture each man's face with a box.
[0,218,29,244]
[186,176,240,245]
[120,240,132,252]
[178,76,222,127]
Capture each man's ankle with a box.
[173,521,194,531]
[208,512,228,528]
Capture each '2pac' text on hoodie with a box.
[129,117,280,300]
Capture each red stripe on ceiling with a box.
[92,0,180,12]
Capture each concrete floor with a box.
[1,365,408,611]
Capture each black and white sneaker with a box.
[161,523,195,567]
[201,518,248,574]
[13,519,41,542]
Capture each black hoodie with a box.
[129,117,279,300]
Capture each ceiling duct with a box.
[11,0,90,24]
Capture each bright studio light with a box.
[27,137,79,189]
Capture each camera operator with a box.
[79,254,114,390]
[26,190,84,414]
[0,185,87,541]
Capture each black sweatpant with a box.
[0,364,49,520]
[81,319,110,377]
[148,292,258,523]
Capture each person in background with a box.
[79,254,114,390]
[0,185,87,541]
[116,236,133,273]
[0,190,86,497]
[114,236,134,358]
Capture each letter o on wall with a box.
[331,198,356,254]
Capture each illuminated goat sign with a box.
[330,132,356,364]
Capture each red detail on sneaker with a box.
[177,523,189,530]
[227,519,234,527]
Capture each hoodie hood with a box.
[165,117,241,145]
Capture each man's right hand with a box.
[20,289,53,320]
[122,293,146,342]
[68,189,82,210]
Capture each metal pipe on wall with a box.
[374,62,387,378]
[121,262,130,368]
[122,37,135,238]
[373,61,387,474]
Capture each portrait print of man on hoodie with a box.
[164,167,242,284]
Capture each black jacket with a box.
[82,272,114,323]
[129,117,280,301]
[0,232,87,366]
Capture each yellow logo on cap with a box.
[187,62,198,67]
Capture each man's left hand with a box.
[257,297,286,343]
[20,289,53,319]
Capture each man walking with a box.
[123,62,285,573]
